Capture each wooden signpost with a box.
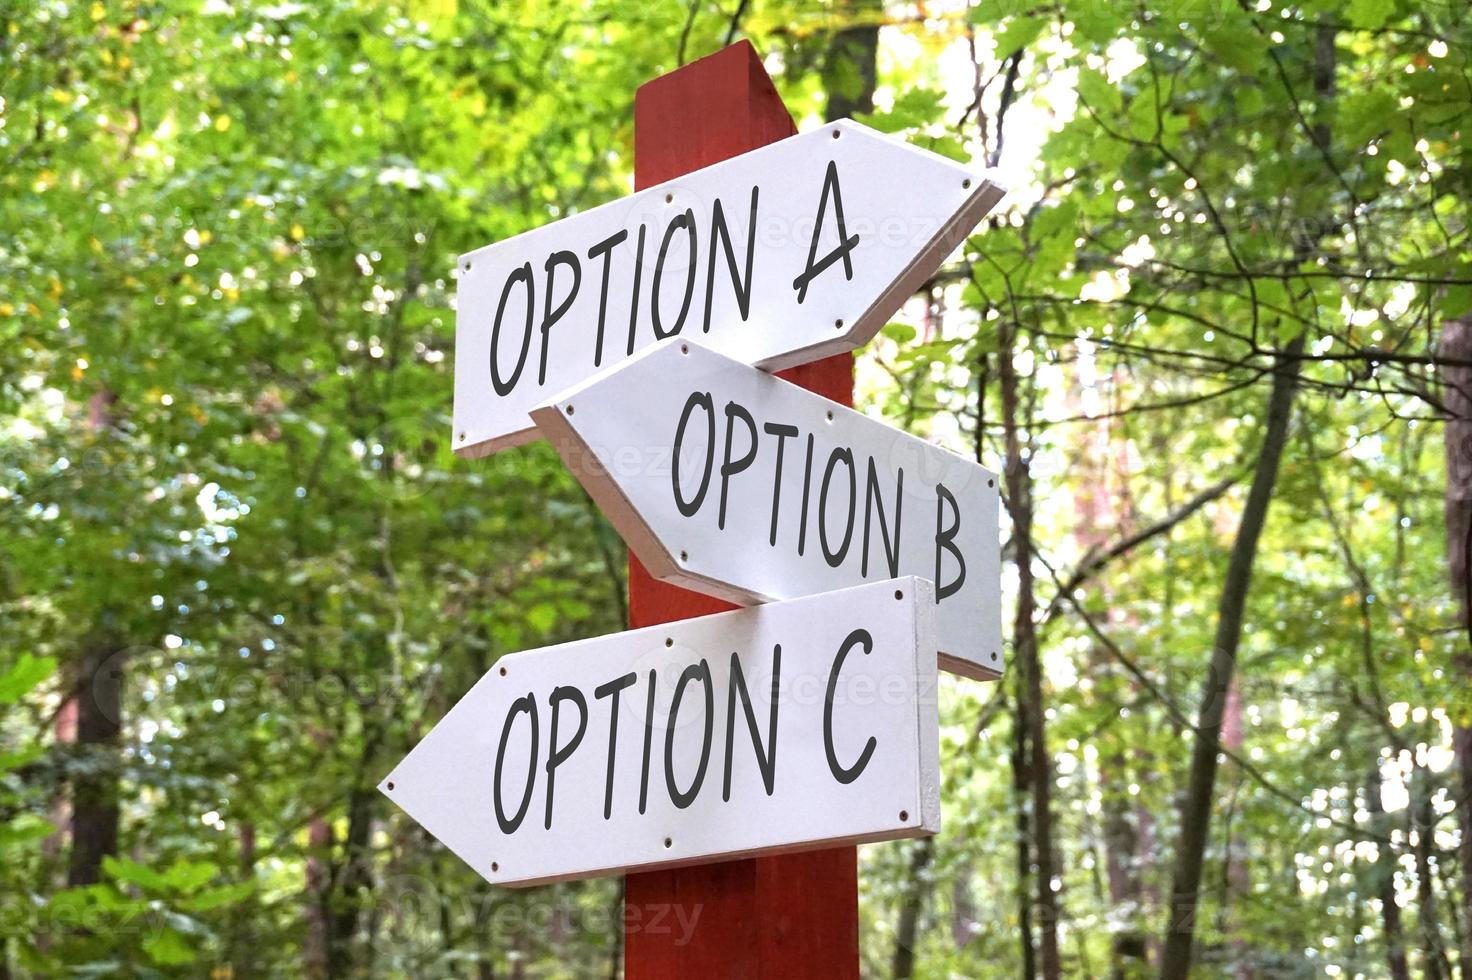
[378,578,939,888]
[381,40,1006,979]
[532,339,1003,680]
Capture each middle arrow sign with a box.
[533,339,1003,680]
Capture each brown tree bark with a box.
[820,0,880,123]
[1000,313,1062,979]
[305,815,333,979]
[1438,315,1472,975]
[1412,769,1452,980]
[66,639,123,887]
[891,837,935,979]
[1365,765,1412,980]
[66,387,126,890]
[1158,333,1306,978]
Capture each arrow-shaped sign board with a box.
[532,339,1003,680]
[453,119,1004,457]
[380,577,939,888]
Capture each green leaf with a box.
[0,654,57,704]
[526,602,558,633]
[164,859,219,894]
[1077,68,1122,115]
[967,0,1034,22]
[1201,24,1268,73]
[0,744,45,771]
[1347,0,1394,29]
[1441,285,1472,320]
[143,930,198,967]
[882,322,918,346]
[103,856,170,893]
[179,880,254,913]
[995,16,1047,59]
[0,815,56,848]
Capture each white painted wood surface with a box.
[379,577,939,888]
[532,340,1002,680]
[453,119,1004,457]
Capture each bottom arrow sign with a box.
[380,577,940,888]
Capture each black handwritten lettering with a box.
[762,422,798,546]
[672,392,716,518]
[538,251,581,386]
[824,629,876,784]
[934,482,966,601]
[819,447,856,568]
[490,262,535,396]
[586,230,627,368]
[792,161,859,304]
[544,685,587,829]
[652,209,697,340]
[863,459,903,578]
[664,660,714,809]
[723,647,780,801]
[719,401,758,530]
[704,188,759,331]
[594,672,638,820]
[493,692,538,834]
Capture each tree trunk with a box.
[1439,315,1472,974]
[891,836,935,979]
[66,389,126,890]
[999,314,1061,978]
[821,0,880,123]
[66,640,123,887]
[1365,765,1411,980]
[1010,675,1038,980]
[305,815,333,980]
[1158,334,1305,977]
[327,780,376,976]
[1413,770,1452,980]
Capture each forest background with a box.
[2,0,1471,977]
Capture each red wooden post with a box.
[624,41,860,979]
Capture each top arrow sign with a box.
[453,120,1004,457]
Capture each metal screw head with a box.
[962,178,972,189]
[894,590,903,600]
[834,318,844,329]
[663,837,672,848]
[899,810,909,821]
[386,781,395,791]
[665,637,673,648]
[491,861,499,872]
[832,129,840,139]
[679,550,688,562]
[499,666,507,676]
[565,404,574,415]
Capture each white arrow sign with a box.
[531,340,1002,680]
[453,119,1004,457]
[380,577,939,888]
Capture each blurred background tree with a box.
[0,0,1469,977]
